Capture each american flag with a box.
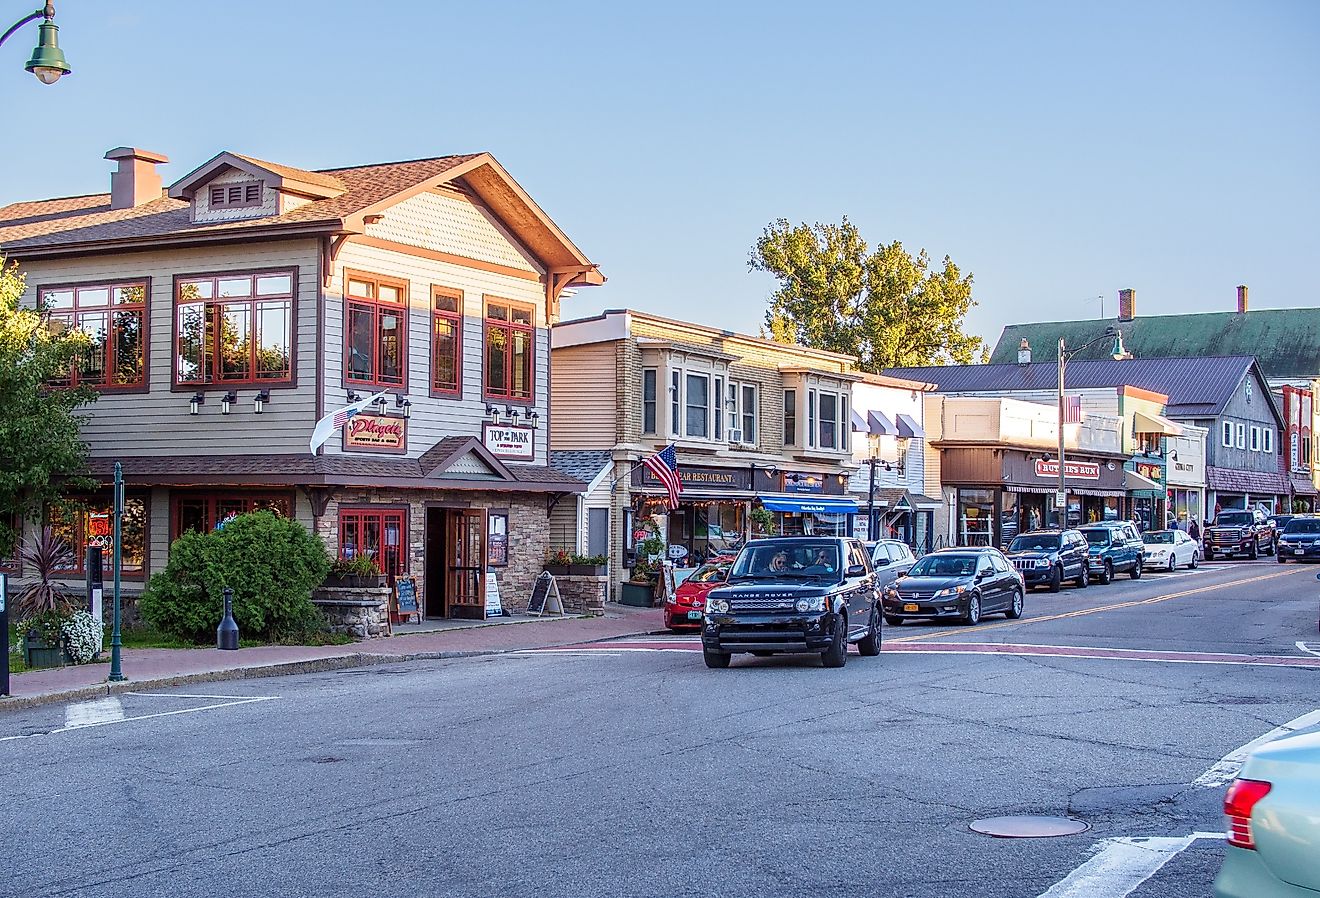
[309,390,388,454]
[1062,394,1082,424]
[643,444,683,509]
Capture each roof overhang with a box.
[1133,410,1184,436]
[168,152,345,201]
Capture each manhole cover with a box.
[969,815,1089,838]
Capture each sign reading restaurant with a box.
[1033,459,1100,480]
[637,464,752,491]
[344,414,407,453]
[482,423,534,460]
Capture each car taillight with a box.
[1224,778,1272,849]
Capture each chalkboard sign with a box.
[394,576,419,621]
[527,571,564,617]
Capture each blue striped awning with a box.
[760,496,859,514]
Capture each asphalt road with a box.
[3,557,1318,898]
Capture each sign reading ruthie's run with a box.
[1033,459,1100,480]
[344,414,407,453]
[483,423,534,460]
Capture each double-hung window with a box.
[819,391,839,449]
[714,376,724,441]
[1222,421,1234,447]
[1250,426,1261,452]
[1236,423,1246,449]
[1263,428,1274,454]
[176,271,293,384]
[685,373,709,438]
[784,390,797,445]
[43,281,147,389]
[484,298,534,402]
[669,370,681,434]
[642,369,658,434]
[431,287,462,396]
[345,271,407,388]
[740,384,758,445]
[807,391,817,448]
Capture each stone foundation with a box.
[552,574,608,616]
[312,586,390,638]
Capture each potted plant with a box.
[543,549,573,576]
[23,609,69,669]
[325,554,385,588]
[619,534,664,606]
[750,506,778,538]
[568,553,608,576]
[15,527,77,669]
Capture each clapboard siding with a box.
[17,239,321,457]
[550,342,618,449]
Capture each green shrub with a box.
[139,511,331,643]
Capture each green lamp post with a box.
[0,2,70,84]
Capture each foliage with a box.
[139,511,331,643]
[749,507,778,537]
[749,217,987,371]
[61,610,103,664]
[14,526,77,619]
[544,550,607,567]
[0,260,98,557]
[329,553,381,577]
[22,608,68,647]
[574,553,608,566]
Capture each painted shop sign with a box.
[482,423,534,460]
[1134,461,1164,482]
[1034,459,1100,480]
[344,414,407,453]
[638,464,751,491]
[782,472,825,493]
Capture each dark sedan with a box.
[1277,517,1320,563]
[882,547,1023,626]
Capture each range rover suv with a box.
[701,537,881,669]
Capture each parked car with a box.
[1276,516,1320,563]
[866,539,916,590]
[1205,508,1277,560]
[1004,529,1090,591]
[663,562,730,631]
[701,537,881,669]
[881,546,1023,626]
[1078,522,1144,583]
[1213,722,1320,897]
[1267,514,1297,535]
[1141,529,1200,571]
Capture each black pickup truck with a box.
[700,536,881,669]
[1204,509,1276,560]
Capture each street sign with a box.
[1055,490,1067,509]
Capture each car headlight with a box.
[1033,559,1050,568]
[709,598,729,613]
[933,586,966,598]
[795,596,826,613]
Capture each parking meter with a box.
[1,573,9,697]
[86,546,104,624]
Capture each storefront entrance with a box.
[425,507,487,620]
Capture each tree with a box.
[0,260,96,557]
[749,217,987,371]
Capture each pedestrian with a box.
[1188,519,1201,542]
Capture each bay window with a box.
[431,287,463,396]
[345,270,407,388]
[177,271,293,385]
[819,391,838,449]
[685,373,709,438]
[714,376,724,441]
[642,369,657,434]
[784,390,797,445]
[670,370,680,434]
[42,281,147,389]
[484,298,533,402]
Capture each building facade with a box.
[0,147,604,618]
[1280,385,1317,512]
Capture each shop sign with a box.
[87,512,113,551]
[482,423,534,460]
[344,414,407,453]
[782,472,824,493]
[640,464,750,490]
[1033,459,1100,480]
[1135,461,1163,482]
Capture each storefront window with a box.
[173,493,293,539]
[958,488,995,547]
[1000,492,1019,547]
[49,495,147,576]
[339,507,407,577]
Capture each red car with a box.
[664,563,730,631]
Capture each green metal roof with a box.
[990,309,1320,380]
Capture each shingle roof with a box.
[883,356,1265,418]
[549,450,612,483]
[990,311,1320,381]
[0,154,479,252]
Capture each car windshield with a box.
[908,554,979,577]
[1081,530,1111,546]
[1008,535,1060,552]
[1143,532,1175,544]
[1216,512,1253,526]
[729,542,842,581]
[1284,519,1320,534]
[688,564,729,584]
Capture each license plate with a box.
[903,603,919,612]
[687,610,703,620]
[1296,549,1305,556]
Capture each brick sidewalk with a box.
[1,604,666,710]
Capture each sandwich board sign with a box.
[527,571,565,617]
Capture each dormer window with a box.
[210,182,262,210]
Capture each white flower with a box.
[61,610,104,665]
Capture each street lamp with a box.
[1055,327,1130,526]
[0,3,71,84]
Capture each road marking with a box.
[509,650,625,657]
[885,642,1320,669]
[1192,708,1320,788]
[1037,833,1222,898]
[891,567,1302,643]
[0,696,278,742]
[1297,642,1320,658]
[125,692,259,700]
[63,697,125,729]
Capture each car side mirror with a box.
[975,570,989,581]
[846,564,867,578]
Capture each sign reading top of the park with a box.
[483,423,534,460]
[637,464,751,490]
[1033,459,1100,480]
[344,414,407,453]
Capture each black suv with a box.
[1205,509,1276,560]
[1004,529,1090,591]
[701,537,880,669]
[882,546,1024,626]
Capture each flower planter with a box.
[24,633,65,669]
[569,564,607,576]
[323,573,386,589]
[544,564,572,576]
[618,581,656,607]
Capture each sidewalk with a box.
[1,604,667,711]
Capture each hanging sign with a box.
[782,472,824,493]
[344,414,407,453]
[1034,459,1100,480]
[1135,461,1164,482]
[482,423,535,460]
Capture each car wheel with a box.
[1190,551,1199,569]
[1048,565,1063,593]
[1266,539,1276,557]
[1249,541,1258,560]
[962,592,982,626]
[1205,548,1215,561]
[858,606,882,657]
[1075,565,1089,588]
[1167,556,1176,572]
[1005,588,1024,620]
[821,615,848,668]
[1099,561,1113,585]
[1130,560,1142,580]
[884,615,904,626]
[1278,553,1287,564]
[703,649,731,669]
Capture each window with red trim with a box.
[431,287,463,396]
[49,494,147,577]
[484,298,533,402]
[41,282,147,389]
[345,271,407,388]
[172,493,294,540]
[339,508,407,577]
[176,271,293,385]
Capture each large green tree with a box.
[750,217,987,371]
[0,260,96,556]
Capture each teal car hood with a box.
[1238,724,1320,892]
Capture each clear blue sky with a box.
[3,1,1317,349]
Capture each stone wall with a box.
[553,574,608,616]
[312,586,390,638]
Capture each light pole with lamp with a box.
[1055,327,1131,527]
[0,2,71,83]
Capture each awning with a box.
[1125,470,1162,492]
[760,496,860,514]
[895,413,925,439]
[850,410,869,432]
[867,411,898,436]
[1133,411,1184,436]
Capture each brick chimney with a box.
[1117,288,1135,322]
[1237,284,1248,314]
[1017,338,1031,365]
[105,147,169,210]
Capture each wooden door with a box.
[446,509,487,619]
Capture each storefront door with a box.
[425,508,487,620]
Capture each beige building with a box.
[550,310,862,595]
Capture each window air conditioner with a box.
[728,429,743,444]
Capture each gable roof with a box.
[169,151,346,199]
[990,310,1320,381]
[883,356,1280,422]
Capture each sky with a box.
[1,1,1317,352]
